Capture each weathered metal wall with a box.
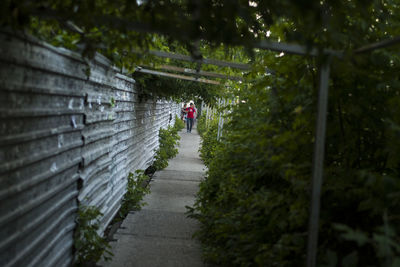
[0,31,180,267]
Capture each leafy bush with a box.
[197,115,221,167]
[190,50,400,266]
[74,206,113,266]
[173,115,185,132]
[119,170,151,218]
[196,115,207,137]
[153,119,181,170]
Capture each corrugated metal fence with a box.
[0,31,180,267]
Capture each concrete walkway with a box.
[100,126,206,267]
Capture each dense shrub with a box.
[197,115,221,167]
[173,115,185,132]
[153,117,182,170]
[196,115,207,137]
[190,52,400,266]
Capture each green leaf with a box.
[342,251,358,267]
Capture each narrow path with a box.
[101,125,206,267]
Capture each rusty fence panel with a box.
[0,31,180,266]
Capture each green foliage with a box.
[190,61,314,265]
[5,0,399,106]
[4,1,231,103]
[134,72,221,104]
[330,214,400,267]
[189,44,400,266]
[173,115,185,132]
[118,170,151,219]
[197,115,221,167]
[74,205,113,266]
[4,0,399,55]
[153,120,181,170]
[110,97,115,108]
[196,115,207,137]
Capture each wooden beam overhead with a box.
[135,68,220,85]
[354,35,400,54]
[254,40,343,57]
[158,65,243,81]
[254,40,319,56]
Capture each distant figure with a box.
[181,103,187,122]
[192,103,197,124]
[185,103,196,133]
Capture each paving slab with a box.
[100,126,206,267]
[154,170,204,182]
[117,210,199,238]
[166,157,205,173]
[147,178,200,196]
[106,234,204,267]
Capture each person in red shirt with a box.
[185,102,196,133]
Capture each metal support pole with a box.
[206,106,209,129]
[306,58,331,267]
[219,99,226,139]
[217,98,222,140]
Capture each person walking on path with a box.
[185,102,196,133]
[181,103,187,122]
